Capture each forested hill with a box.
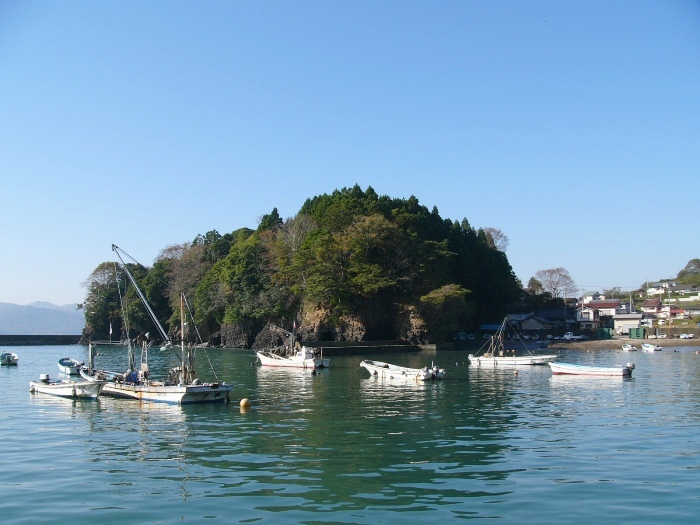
[82,185,522,347]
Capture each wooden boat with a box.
[80,245,233,405]
[0,352,19,366]
[641,343,662,352]
[257,346,329,369]
[57,357,84,375]
[621,344,637,352]
[360,359,445,381]
[29,374,106,399]
[549,361,635,377]
[468,318,558,366]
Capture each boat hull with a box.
[30,380,106,399]
[468,354,558,366]
[548,362,634,377]
[101,381,233,404]
[360,360,445,381]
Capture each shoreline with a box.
[548,338,700,350]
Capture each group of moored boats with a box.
[17,244,668,400]
[27,245,236,404]
[466,318,640,377]
[622,343,662,352]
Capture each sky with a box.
[1,0,698,306]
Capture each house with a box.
[577,300,622,330]
[646,283,674,296]
[657,304,687,319]
[670,284,698,295]
[581,291,603,303]
[520,315,555,331]
[640,299,662,316]
[535,307,577,329]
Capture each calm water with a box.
[1,344,700,523]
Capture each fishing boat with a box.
[468,318,558,366]
[29,374,106,399]
[1,352,19,366]
[360,359,445,381]
[57,357,84,375]
[621,344,637,352]
[257,346,329,369]
[256,324,329,369]
[549,361,635,377]
[80,245,233,404]
[641,343,662,352]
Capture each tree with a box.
[677,258,700,286]
[534,268,576,299]
[419,284,471,342]
[527,277,543,294]
[603,287,623,298]
[257,208,283,232]
[81,262,121,340]
[483,227,509,252]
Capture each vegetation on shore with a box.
[82,185,521,346]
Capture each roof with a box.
[642,299,662,307]
[581,300,621,310]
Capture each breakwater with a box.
[0,335,81,346]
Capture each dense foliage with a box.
[82,185,522,344]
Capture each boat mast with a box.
[112,244,171,345]
[180,293,187,386]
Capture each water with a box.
[2,344,700,523]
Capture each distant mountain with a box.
[0,302,85,335]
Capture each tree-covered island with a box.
[82,185,522,348]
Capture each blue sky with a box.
[1,1,698,306]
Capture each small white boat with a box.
[621,344,637,352]
[257,346,329,369]
[29,374,107,399]
[549,362,635,377]
[360,359,445,381]
[58,357,84,375]
[0,352,19,366]
[641,343,662,352]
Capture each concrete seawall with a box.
[0,335,82,346]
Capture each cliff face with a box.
[218,303,431,349]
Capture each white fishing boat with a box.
[549,361,635,377]
[360,359,445,381]
[257,346,329,369]
[641,343,662,352]
[257,323,329,369]
[57,357,84,375]
[1,352,19,366]
[29,374,106,399]
[621,344,637,352]
[468,318,558,366]
[81,245,233,405]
